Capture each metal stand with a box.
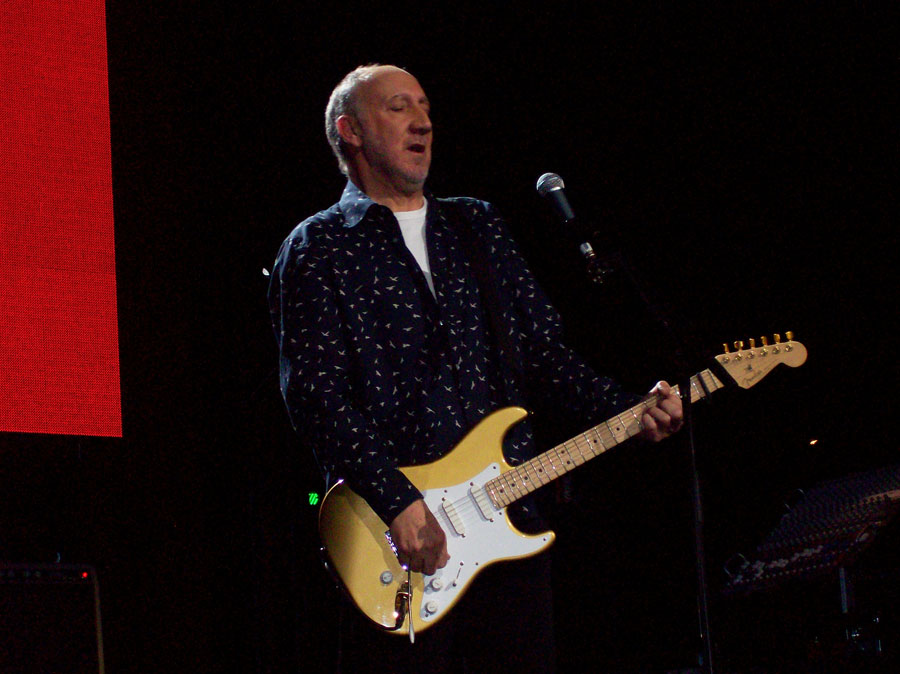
[538,177,715,672]
[580,244,715,674]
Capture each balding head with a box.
[325,64,408,176]
[323,65,432,209]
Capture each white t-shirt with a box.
[393,200,435,296]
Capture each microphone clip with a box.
[579,241,614,285]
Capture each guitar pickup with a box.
[441,500,465,536]
[470,485,496,521]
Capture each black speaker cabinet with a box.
[0,564,105,674]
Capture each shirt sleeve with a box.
[268,224,422,525]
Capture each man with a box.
[269,64,683,671]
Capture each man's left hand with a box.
[640,380,684,442]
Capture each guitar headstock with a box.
[715,332,808,389]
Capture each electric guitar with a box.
[319,334,807,637]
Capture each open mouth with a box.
[407,143,426,154]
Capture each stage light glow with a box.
[0,0,121,437]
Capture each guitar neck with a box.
[485,369,725,508]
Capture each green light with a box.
[309,492,320,506]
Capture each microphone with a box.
[536,172,575,222]
[536,172,610,283]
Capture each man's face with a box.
[353,67,432,197]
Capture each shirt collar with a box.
[338,180,433,228]
[338,180,378,228]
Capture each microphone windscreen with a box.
[536,172,565,197]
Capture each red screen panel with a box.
[0,0,121,437]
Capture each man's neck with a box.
[350,171,425,213]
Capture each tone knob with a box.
[379,571,393,585]
[430,578,444,591]
[425,600,439,615]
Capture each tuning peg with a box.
[734,340,744,351]
[761,336,769,346]
[722,343,730,354]
[784,331,796,351]
[774,334,782,344]
[749,338,756,348]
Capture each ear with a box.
[336,115,363,148]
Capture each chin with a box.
[401,169,429,190]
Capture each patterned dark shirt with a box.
[268,181,639,524]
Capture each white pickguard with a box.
[412,463,553,624]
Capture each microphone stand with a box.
[580,244,715,674]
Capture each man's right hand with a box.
[389,498,450,575]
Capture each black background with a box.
[2,3,897,672]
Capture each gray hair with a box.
[324,64,386,176]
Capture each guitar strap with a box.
[444,203,526,399]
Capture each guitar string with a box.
[436,351,789,559]
[437,370,722,525]
[441,414,638,521]
[437,385,675,526]
[478,369,722,511]
[405,359,788,576]
[440,372,718,522]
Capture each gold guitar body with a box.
[318,406,554,636]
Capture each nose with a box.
[411,106,432,134]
